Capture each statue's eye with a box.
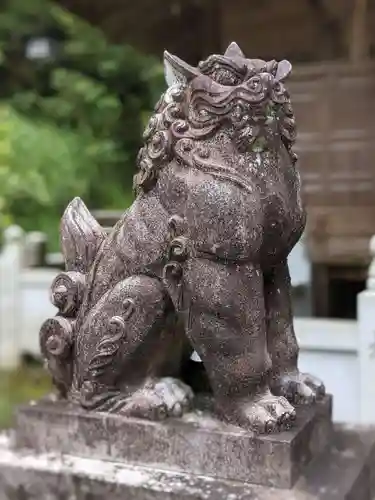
[198,109,208,118]
[247,76,262,91]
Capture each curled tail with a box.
[40,197,106,397]
[60,197,106,274]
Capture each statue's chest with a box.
[239,153,304,229]
[262,188,305,248]
[158,165,261,261]
[257,173,306,262]
[157,162,304,262]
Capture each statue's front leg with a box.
[181,258,295,434]
[265,261,325,404]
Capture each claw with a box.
[277,412,288,429]
[280,412,289,424]
[265,419,277,434]
[172,402,183,417]
[155,405,168,420]
[181,397,190,413]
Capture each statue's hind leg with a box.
[264,261,325,404]
[74,275,194,420]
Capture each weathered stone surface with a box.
[39,42,326,436]
[1,423,375,500]
[13,396,332,489]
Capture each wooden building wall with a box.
[57,0,218,64]
[288,61,375,266]
[221,0,375,63]
[58,0,375,64]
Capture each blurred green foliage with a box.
[0,105,11,234]
[0,0,165,248]
[0,366,52,429]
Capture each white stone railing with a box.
[0,226,24,368]
[0,226,58,368]
[356,234,375,425]
[1,225,375,425]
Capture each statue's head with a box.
[135,42,297,192]
[162,42,296,152]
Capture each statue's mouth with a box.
[235,130,272,155]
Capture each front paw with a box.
[153,377,194,417]
[120,377,194,421]
[217,390,296,434]
[271,371,325,405]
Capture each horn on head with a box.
[224,41,245,59]
[163,51,200,87]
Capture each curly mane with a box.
[134,51,298,194]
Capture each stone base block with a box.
[1,426,375,500]
[1,396,375,499]
[13,396,333,489]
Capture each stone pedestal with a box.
[1,396,375,499]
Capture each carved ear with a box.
[163,51,200,87]
[275,60,292,82]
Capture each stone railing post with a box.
[0,225,25,368]
[23,231,47,268]
[357,235,375,424]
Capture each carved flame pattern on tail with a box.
[40,197,106,398]
[60,197,106,274]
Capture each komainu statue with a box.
[40,42,325,434]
